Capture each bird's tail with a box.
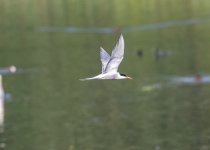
[79,77,97,81]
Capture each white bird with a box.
[80,34,132,81]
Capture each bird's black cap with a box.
[120,73,127,77]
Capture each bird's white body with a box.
[80,34,131,81]
[80,72,126,81]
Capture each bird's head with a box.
[120,73,132,79]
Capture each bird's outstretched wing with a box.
[104,34,124,73]
[100,47,110,73]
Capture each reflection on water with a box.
[153,48,173,61]
[37,16,210,33]
[141,83,163,92]
[141,74,210,92]
[0,66,46,75]
[169,74,210,85]
[0,66,16,75]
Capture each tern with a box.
[80,34,132,81]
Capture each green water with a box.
[1,0,210,150]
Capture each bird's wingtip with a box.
[119,34,124,41]
[100,47,107,52]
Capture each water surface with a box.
[1,0,210,150]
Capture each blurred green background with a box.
[1,0,210,150]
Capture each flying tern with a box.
[80,34,132,81]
